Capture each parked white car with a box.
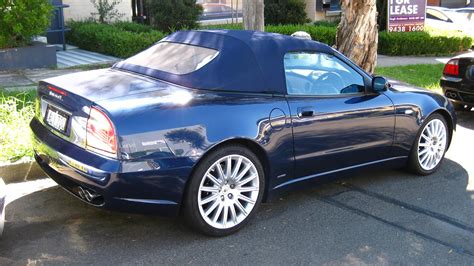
[0,178,5,236]
[426,6,474,36]
[454,7,474,22]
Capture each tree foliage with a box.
[146,0,202,32]
[90,0,125,23]
[264,0,308,25]
[0,0,53,49]
[376,0,387,31]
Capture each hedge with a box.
[378,31,472,56]
[203,23,337,46]
[67,21,165,58]
[204,23,472,55]
[67,21,472,58]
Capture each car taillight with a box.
[443,59,459,76]
[86,107,117,157]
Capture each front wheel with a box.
[183,145,265,236]
[408,113,449,175]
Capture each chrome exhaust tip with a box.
[77,186,100,203]
[446,91,458,99]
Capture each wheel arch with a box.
[179,138,271,214]
[429,108,455,148]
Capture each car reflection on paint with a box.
[0,178,5,236]
[30,30,456,236]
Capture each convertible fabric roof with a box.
[114,30,334,94]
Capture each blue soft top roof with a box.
[114,30,334,94]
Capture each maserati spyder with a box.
[30,30,456,236]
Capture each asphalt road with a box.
[1,111,473,265]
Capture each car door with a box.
[284,51,395,179]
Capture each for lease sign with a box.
[388,0,426,32]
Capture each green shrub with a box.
[0,0,53,49]
[313,20,339,28]
[90,0,125,23]
[205,23,471,55]
[264,0,308,25]
[67,21,165,58]
[266,24,337,46]
[146,0,202,32]
[379,31,472,56]
[203,23,337,46]
[68,21,472,58]
[0,90,36,162]
[114,21,155,33]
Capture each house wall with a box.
[62,0,132,22]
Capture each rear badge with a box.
[49,91,63,101]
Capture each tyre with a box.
[407,113,449,175]
[183,144,265,236]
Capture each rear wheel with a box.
[183,145,265,236]
[408,114,449,175]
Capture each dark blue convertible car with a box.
[31,30,456,236]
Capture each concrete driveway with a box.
[0,111,473,265]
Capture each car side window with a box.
[284,52,365,96]
[426,9,450,22]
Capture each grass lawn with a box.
[375,64,445,94]
[0,90,36,163]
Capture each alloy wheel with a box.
[417,118,447,171]
[197,154,260,229]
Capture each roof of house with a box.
[114,30,334,94]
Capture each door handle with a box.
[297,106,315,117]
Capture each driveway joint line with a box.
[318,196,474,258]
[338,182,474,233]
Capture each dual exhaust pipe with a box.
[77,186,101,203]
[446,91,458,99]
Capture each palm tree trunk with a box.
[336,0,378,73]
[243,0,264,31]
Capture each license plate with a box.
[45,105,69,133]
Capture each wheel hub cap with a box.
[198,154,260,229]
[417,119,447,171]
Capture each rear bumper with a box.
[31,118,196,216]
[441,79,474,106]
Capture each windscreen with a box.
[123,42,219,75]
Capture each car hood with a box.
[387,79,437,94]
[453,51,474,59]
[42,68,171,102]
[386,78,452,109]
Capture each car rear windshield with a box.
[122,42,219,75]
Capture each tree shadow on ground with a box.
[0,158,471,264]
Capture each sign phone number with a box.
[387,0,426,33]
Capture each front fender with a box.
[385,82,456,156]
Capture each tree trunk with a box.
[336,0,378,74]
[243,0,264,31]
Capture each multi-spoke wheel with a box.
[408,114,449,175]
[184,145,264,236]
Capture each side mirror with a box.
[372,76,389,92]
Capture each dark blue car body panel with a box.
[30,30,456,216]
